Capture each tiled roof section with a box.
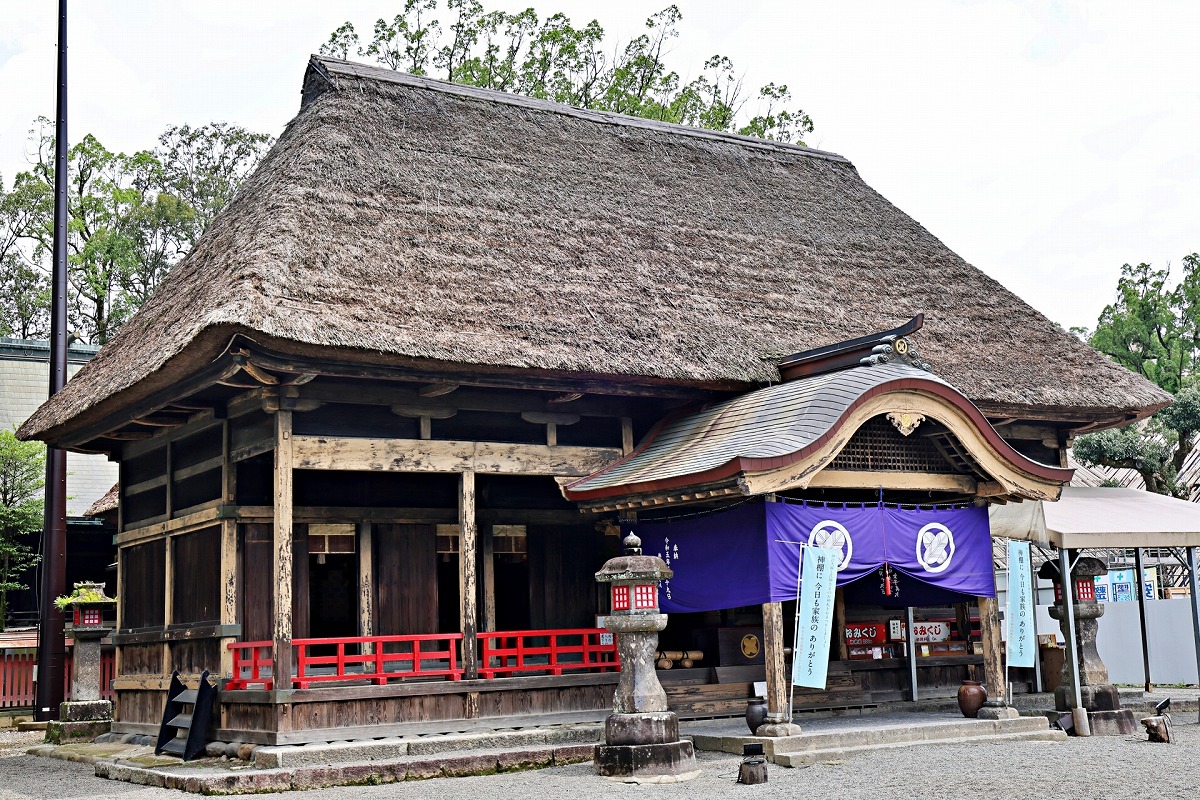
[568,362,948,494]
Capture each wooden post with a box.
[761,601,788,723]
[833,588,848,661]
[459,471,479,679]
[976,595,1005,704]
[219,419,237,678]
[272,410,294,688]
[621,418,635,455]
[480,524,496,633]
[358,522,374,643]
[162,534,174,673]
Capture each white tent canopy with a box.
[989,486,1200,549]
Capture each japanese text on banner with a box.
[792,545,839,689]
[1006,539,1036,668]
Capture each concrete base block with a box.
[1055,684,1120,712]
[1086,709,1138,736]
[594,740,699,782]
[755,722,803,737]
[977,705,1020,720]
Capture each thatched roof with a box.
[84,483,119,517]
[19,56,1169,445]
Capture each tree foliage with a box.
[320,3,813,143]
[0,430,44,628]
[1074,254,1200,496]
[0,121,272,345]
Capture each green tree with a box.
[0,430,44,629]
[0,120,272,344]
[1074,254,1200,496]
[319,3,814,143]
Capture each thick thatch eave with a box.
[18,55,1171,445]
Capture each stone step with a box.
[687,715,1057,760]
[17,721,48,732]
[770,715,1051,754]
[774,727,1066,768]
[94,742,599,794]
[252,723,603,769]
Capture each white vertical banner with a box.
[791,545,839,689]
[1006,539,1037,668]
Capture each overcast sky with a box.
[2,1,1197,333]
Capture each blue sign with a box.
[792,545,839,689]
[1006,540,1036,668]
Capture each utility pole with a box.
[36,0,70,722]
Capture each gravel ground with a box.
[0,723,1197,799]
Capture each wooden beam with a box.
[459,472,479,679]
[419,383,460,397]
[291,436,622,477]
[807,470,977,494]
[520,412,580,426]
[116,505,227,546]
[273,410,295,688]
[229,505,591,525]
[390,405,457,419]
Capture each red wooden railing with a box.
[227,629,617,689]
[0,650,116,709]
[478,628,618,678]
[226,640,274,690]
[294,634,463,689]
[228,634,465,690]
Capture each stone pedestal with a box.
[47,625,113,744]
[69,626,111,702]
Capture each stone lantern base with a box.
[46,700,112,745]
[594,711,699,783]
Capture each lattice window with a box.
[827,415,957,473]
[633,584,657,610]
[612,585,630,611]
[1077,580,1095,601]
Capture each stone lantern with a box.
[593,533,699,782]
[1038,557,1135,734]
[48,581,115,743]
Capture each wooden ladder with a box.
[155,670,218,761]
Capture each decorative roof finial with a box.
[622,532,642,556]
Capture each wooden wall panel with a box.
[171,525,221,624]
[170,639,222,674]
[374,524,438,636]
[239,524,274,642]
[120,540,165,629]
[118,644,164,676]
[528,525,600,630]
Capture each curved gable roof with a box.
[20,56,1169,444]
[565,361,1073,505]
